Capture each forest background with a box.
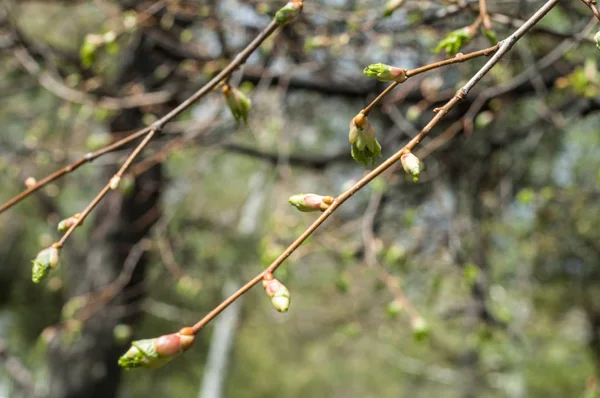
[1,0,600,397]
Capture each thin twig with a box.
[1,17,281,216]
[13,46,172,110]
[7,18,284,253]
[479,0,492,29]
[581,0,600,21]
[188,0,560,334]
[0,126,151,215]
[0,39,499,215]
[361,43,500,115]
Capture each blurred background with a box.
[0,0,599,397]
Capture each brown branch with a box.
[581,0,600,21]
[13,45,173,110]
[479,0,492,29]
[0,126,152,215]
[186,0,560,335]
[1,15,283,218]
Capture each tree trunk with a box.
[46,31,171,398]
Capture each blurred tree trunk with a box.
[46,33,169,398]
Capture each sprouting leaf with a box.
[434,27,473,56]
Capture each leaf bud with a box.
[275,1,303,25]
[109,175,121,190]
[32,246,60,284]
[222,85,252,124]
[400,152,422,181]
[363,63,407,83]
[411,317,429,341]
[434,27,473,56]
[24,177,37,188]
[262,272,291,313]
[57,214,81,232]
[118,331,196,369]
[349,114,382,167]
[288,193,334,212]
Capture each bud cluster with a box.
[349,113,382,166]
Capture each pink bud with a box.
[154,333,195,357]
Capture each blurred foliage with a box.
[0,0,599,397]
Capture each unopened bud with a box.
[32,246,60,283]
[24,177,37,188]
[411,317,429,341]
[288,193,334,212]
[363,63,407,83]
[383,0,405,17]
[118,331,195,369]
[349,114,382,167]
[595,31,600,51]
[57,214,81,232]
[385,300,403,319]
[109,175,121,190]
[262,272,291,313]
[222,85,252,124]
[400,152,421,181]
[434,27,473,56]
[275,0,303,25]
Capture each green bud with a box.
[288,193,334,212]
[118,330,195,370]
[349,114,382,167]
[434,27,473,56]
[80,34,103,68]
[386,300,403,319]
[482,27,497,45]
[411,317,429,341]
[275,1,303,25]
[400,152,421,181]
[58,214,81,232]
[32,246,60,284]
[222,85,252,124]
[263,273,291,313]
[363,63,407,83]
